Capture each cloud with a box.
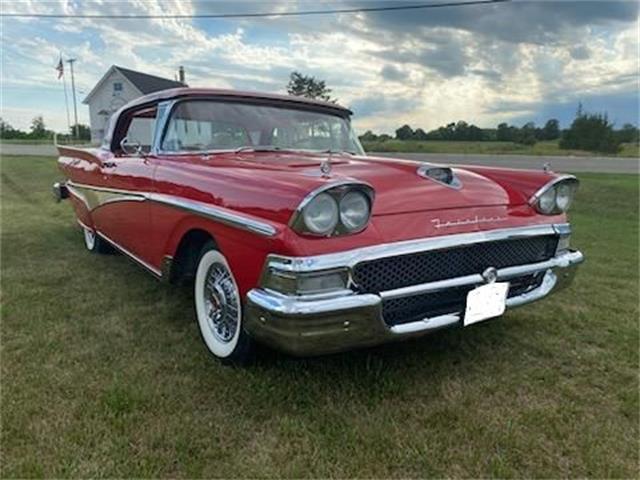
[0,0,638,134]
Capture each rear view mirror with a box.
[120,137,143,156]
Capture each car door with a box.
[92,105,157,265]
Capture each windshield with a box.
[161,100,364,155]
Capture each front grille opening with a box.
[381,272,545,326]
[354,235,558,294]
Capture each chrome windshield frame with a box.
[152,97,364,156]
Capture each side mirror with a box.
[120,137,144,157]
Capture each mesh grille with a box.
[382,273,545,326]
[353,235,558,294]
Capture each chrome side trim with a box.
[528,174,578,205]
[148,193,277,237]
[96,230,162,277]
[67,181,147,211]
[66,181,277,237]
[267,223,567,273]
[379,250,583,301]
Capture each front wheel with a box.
[194,242,254,365]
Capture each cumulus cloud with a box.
[0,0,638,132]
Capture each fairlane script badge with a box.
[431,215,507,229]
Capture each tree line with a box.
[0,116,91,141]
[360,107,639,154]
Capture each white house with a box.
[83,65,186,144]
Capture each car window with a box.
[124,107,157,153]
[160,100,363,155]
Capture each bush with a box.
[560,108,621,153]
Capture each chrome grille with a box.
[382,272,545,326]
[353,235,558,294]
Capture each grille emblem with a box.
[482,267,498,284]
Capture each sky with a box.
[1,0,638,135]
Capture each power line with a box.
[0,0,509,19]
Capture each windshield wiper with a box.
[235,145,284,153]
[315,149,356,156]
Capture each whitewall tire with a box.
[194,243,253,364]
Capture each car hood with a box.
[223,152,521,216]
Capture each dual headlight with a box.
[291,183,374,236]
[530,176,579,215]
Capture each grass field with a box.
[1,155,638,477]
[362,139,640,158]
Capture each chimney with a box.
[178,66,185,85]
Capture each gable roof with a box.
[83,65,186,104]
[116,66,186,94]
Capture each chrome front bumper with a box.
[245,249,583,356]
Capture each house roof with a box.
[116,66,186,94]
[83,65,186,104]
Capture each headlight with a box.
[290,182,375,236]
[538,188,557,214]
[303,192,338,234]
[531,176,579,215]
[555,182,576,211]
[340,190,371,232]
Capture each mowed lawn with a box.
[362,139,640,158]
[1,155,638,478]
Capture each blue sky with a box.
[1,0,638,134]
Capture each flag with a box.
[56,56,63,79]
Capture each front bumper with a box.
[244,223,584,356]
[245,249,583,356]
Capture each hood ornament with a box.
[320,153,332,177]
[543,162,552,173]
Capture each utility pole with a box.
[67,58,79,139]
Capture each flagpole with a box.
[60,55,71,135]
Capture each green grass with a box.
[363,139,640,158]
[1,155,638,478]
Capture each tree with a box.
[615,123,639,144]
[412,128,428,141]
[30,116,47,138]
[359,130,378,142]
[541,119,560,140]
[560,107,620,153]
[70,124,91,141]
[0,118,15,138]
[516,122,537,145]
[395,124,414,140]
[286,71,335,102]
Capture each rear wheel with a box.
[82,226,110,253]
[194,242,254,365]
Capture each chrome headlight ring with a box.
[530,175,579,215]
[290,181,374,236]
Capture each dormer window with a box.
[113,82,123,93]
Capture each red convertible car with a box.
[53,88,583,363]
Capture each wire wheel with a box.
[203,263,240,343]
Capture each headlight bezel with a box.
[530,175,579,215]
[290,181,374,237]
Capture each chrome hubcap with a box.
[203,263,239,343]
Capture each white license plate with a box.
[464,282,509,326]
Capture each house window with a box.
[113,82,123,93]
